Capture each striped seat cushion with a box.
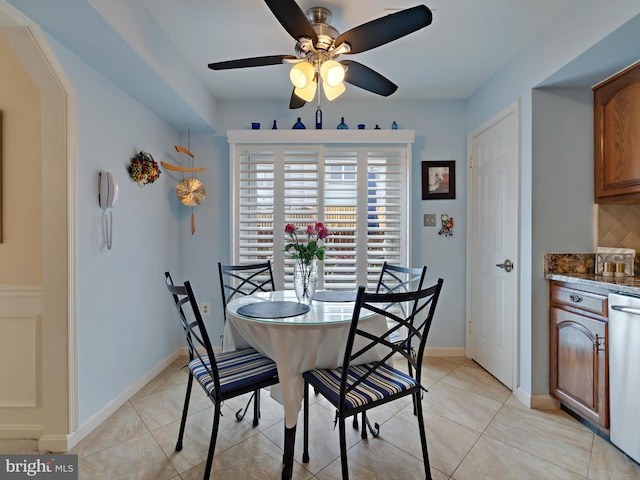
[188,348,277,396]
[303,363,417,411]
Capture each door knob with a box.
[496,259,514,272]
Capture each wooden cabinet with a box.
[549,281,609,429]
[594,60,640,203]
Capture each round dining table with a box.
[223,289,388,429]
[223,289,389,478]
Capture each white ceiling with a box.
[140,0,575,101]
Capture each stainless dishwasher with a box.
[608,292,640,463]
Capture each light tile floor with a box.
[3,356,640,479]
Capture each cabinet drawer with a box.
[551,286,608,317]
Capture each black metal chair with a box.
[164,272,279,480]
[218,261,276,323]
[376,262,428,372]
[354,262,427,438]
[376,262,428,309]
[302,279,444,480]
[217,261,276,424]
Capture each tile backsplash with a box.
[597,204,640,273]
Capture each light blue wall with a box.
[48,37,184,423]
[467,0,640,394]
[169,132,231,344]
[531,87,595,392]
[16,0,640,428]
[178,98,468,348]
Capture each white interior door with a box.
[466,101,520,389]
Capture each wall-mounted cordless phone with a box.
[99,172,118,249]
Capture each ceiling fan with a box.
[208,0,433,109]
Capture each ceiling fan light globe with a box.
[290,62,315,88]
[320,60,345,87]
[290,69,307,88]
[323,81,346,101]
[295,81,317,102]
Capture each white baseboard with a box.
[424,347,466,357]
[515,387,560,410]
[0,424,43,439]
[63,348,182,452]
[38,434,72,453]
[531,394,561,410]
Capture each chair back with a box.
[376,261,426,294]
[218,261,276,320]
[165,272,222,399]
[375,262,427,323]
[341,279,444,403]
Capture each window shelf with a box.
[227,129,415,145]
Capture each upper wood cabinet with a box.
[594,61,640,203]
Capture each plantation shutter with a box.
[323,149,359,290]
[366,149,404,289]
[229,131,413,290]
[282,148,321,285]
[237,148,275,264]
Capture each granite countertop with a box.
[545,272,640,295]
[544,253,640,295]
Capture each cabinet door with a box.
[594,62,640,203]
[550,307,608,427]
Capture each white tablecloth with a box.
[223,291,388,428]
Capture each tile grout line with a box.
[432,363,500,479]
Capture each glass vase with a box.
[294,259,318,304]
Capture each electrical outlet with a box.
[424,214,436,227]
[201,303,211,315]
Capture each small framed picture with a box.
[422,160,455,200]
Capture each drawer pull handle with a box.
[569,294,583,303]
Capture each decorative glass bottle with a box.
[392,121,398,130]
[272,120,278,129]
[315,107,322,129]
[293,117,306,129]
[337,117,348,129]
[294,259,318,304]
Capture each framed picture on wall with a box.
[422,160,455,200]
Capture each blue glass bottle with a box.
[272,120,277,129]
[293,117,306,129]
[337,117,348,129]
[315,107,322,129]
[392,121,398,130]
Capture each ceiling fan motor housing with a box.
[306,6,331,24]
[303,7,339,53]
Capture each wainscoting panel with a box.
[0,286,42,408]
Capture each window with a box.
[229,131,414,290]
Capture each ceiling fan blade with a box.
[264,0,318,43]
[342,60,398,97]
[289,88,306,109]
[335,5,432,55]
[208,55,296,70]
